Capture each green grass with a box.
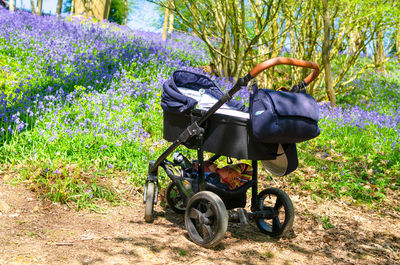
[293,122,399,204]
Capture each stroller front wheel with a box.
[144,181,156,222]
[185,191,228,248]
[255,187,294,237]
[166,182,186,214]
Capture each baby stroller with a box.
[144,57,320,247]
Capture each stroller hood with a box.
[161,70,245,114]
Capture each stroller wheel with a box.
[166,182,185,214]
[255,187,294,237]
[144,181,156,222]
[185,191,228,248]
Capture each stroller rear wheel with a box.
[166,182,186,214]
[185,191,228,248]
[255,187,294,237]
[144,181,156,222]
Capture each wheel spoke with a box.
[199,201,210,213]
[204,205,214,218]
[274,198,283,210]
[175,196,183,204]
[189,208,202,219]
[201,224,213,241]
[272,216,282,231]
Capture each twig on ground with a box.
[55,242,74,246]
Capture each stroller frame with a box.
[144,57,320,247]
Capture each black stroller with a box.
[144,57,320,247]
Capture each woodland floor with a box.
[0,170,399,265]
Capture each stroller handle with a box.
[249,57,320,85]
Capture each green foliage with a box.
[317,215,335,230]
[109,0,126,24]
[109,0,136,25]
[62,0,72,13]
[63,0,135,25]
[178,249,187,256]
[9,158,120,212]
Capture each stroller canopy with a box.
[161,70,245,114]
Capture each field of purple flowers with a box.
[0,9,398,210]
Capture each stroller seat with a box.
[177,86,250,120]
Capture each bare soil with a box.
[0,172,399,265]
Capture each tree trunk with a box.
[349,27,363,55]
[397,26,400,64]
[70,0,75,15]
[374,26,386,72]
[255,0,267,87]
[56,0,63,15]
[168,13,174,34]
[162,8,169,41]
[30,0,35,14]
[269,13,279,89]
[104,0,111,19]
[322,0,336,106]
[124,0,128,25]
[37,0,42,15]
[9,0,15,12]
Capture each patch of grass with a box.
[296,115,399,205]
[178,249,187,257]
[321,216,335,230]
[313,214,335,230]
[264,251,274,259]
[25,231,37,237]
[9,159,121,211]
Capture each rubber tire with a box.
[185,191,228,248]
[255,187,294,237]
[144,182,156,223]
[166,182,186,214]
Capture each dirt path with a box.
[0,174,399,265]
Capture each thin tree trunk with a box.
[374,26,385,72]
[9,0,15,12]
[266,13,279,89]
[322,0,336,106]
[70,0,74,15]
[30,0,35,14]
[349,28,361,54]
[255,0,267,87]
[37,0,42,15]
[168,13,174,34]
[396,26,400,64]
[124,0,128,25]
[162,8,169,41]
[104,0,111,19]
[56,0,63,15]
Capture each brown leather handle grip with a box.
[249,57,320,85]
